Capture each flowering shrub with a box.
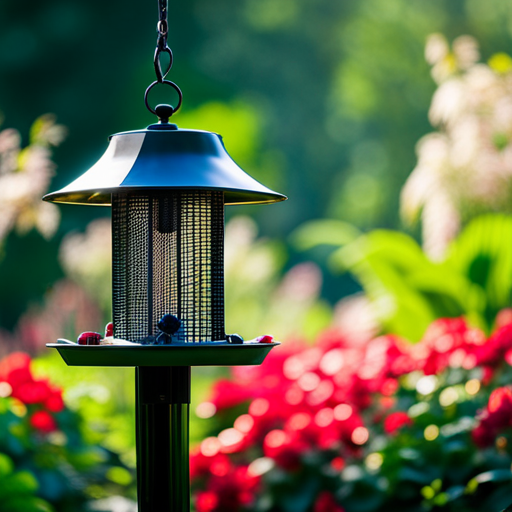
[191,311,512,512]
[0,114,65,245]
[0,352,134,512]
[402,36,512,259]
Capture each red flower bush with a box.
[0,351,64,433]
[0,350,136,511]
[191,313,512,511]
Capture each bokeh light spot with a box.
[218,428,244,448]
[0,382,12,398]
[234,414,254,433]
[334,404,353,421]
[365,453,383,470]
[264,429,288,448]
[195,402,216,419]
[439,387,458,407]
[248,457,275,477]
[200,437,221,457]
[416,375,437,395]
[298,372,320,392]
[249,398,269,416]
[465,379,480,395]
[319,349,344,375]
[285,387,304,405]
[315,408,334,427]
[351,426,369,445]
[287,412,311,431]
[424,425,439,441]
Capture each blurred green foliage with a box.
[0,452,53,512]
[295,214,512,341]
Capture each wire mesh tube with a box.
[112,191,225,343]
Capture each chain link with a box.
[156,0,168,51]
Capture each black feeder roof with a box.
[42,124,287,206]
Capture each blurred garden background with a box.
[4,0,512,511]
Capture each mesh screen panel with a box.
[112,191,225,343]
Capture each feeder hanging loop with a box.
[145,0,183,119]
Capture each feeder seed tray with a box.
[46,342,280,367]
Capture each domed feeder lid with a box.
[43,123,287,206]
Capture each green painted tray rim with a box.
[46,342,280,367]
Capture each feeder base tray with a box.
[46,342,280,367]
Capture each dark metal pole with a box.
[136,366,191,511]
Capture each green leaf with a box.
[0,471,39,501]
[106,466,132,485]
[0,453,14,477]
[316,215,512,339]
[474,468,512,484]
[447,214,512,327]
[330,231,438,340]
[2,496,53,512]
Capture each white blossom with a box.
[402,35,512,258]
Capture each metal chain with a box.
[144,0,183,119]
[154,0,171,83]
[156,0,168,54]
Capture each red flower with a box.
[314,491,344,512]
[495,308,512,329]
[192,311,512,508]
[196,465,259,512]
[488,387,512,414]
[384,412,412,435]
[210,379,255,411]
[471,386,512,447]
[330,457,345,472]
[30,410,57,433]
[472,423,496,448]
[45,390,65,412]
[13,380,51,404]
[190,441,231,479]
[195,491,219,512]
[476,324,512,367]
[0,352,32,388]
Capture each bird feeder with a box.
[43,2,286,510]
[45,124,285,365]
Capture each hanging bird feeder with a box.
[43,0,286,510]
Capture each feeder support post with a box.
[136,366,191,512]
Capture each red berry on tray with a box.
[77,332,102,345]
[256,335,274,344]
[105,322,114,338]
